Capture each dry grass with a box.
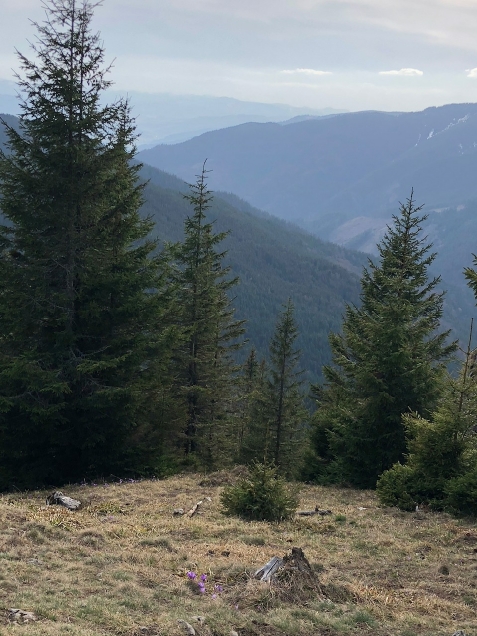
[0,473,476,635]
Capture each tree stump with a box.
[253,547,321,602]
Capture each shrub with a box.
[376,463,418,511]
[220,463,299,522]
[445,468,477,516]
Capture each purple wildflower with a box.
[214,584,223,593]
[211,594,217,600]
[200,573,207,582]
[187,571,197,580]
[198,581,205,589]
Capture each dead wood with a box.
[253,547,321,603]
[45,491,81,510]
[254,556,284,582]
[8,609,37,623]
[297,507,332,516]
[187,501,202,517]
[177,619,196,635]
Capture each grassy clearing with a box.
[0,473,476,635]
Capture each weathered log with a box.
[187,501,202,517]
[8,609,37,623]
[254,556,284,582]
[45,491,81,510]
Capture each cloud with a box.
[467,68,477,78]
[281,68,332,76]
[379,68,424,76]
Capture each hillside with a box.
[1,474,476,635]
[139,164,364,381]
[137,103,477,271]
[139,163,475,354]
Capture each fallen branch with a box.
[187,501,202,517]
[297,507,332,516]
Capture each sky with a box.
[1,0,477,112]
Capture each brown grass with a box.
[0,473,476,635]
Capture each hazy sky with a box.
[2,0,477,112]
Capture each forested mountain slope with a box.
[141,164,475,355]
[139,163,364,381]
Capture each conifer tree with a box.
[377,331,477,513]
[238,349,269,464]
[172,166,245,469]
[266,299,307,476]
[0,0,173,487]
[240,302,307,475]
[310,193,456,488]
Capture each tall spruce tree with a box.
[310,193,456,488]
[173,166,245,469]
[0,0,172,487]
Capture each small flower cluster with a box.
[186,571,223,599]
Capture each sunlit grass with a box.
[0,473,476,635]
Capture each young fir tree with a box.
[238,349,269,464]
[173,166,245,470]
[377,328,477,514]
[266,299,307,476]
[310,193,456,488]
[0,0,174,487]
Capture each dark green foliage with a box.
[376,195,477,517]
[309,193,456,488]
[239,301,308,477]
[171,166,245,470]
[377,348,477,513]
[139,166,364,385]
[0,0,175,487]
[220,462,299,522]
[236,348,268,463]
[444,469,477,516]
[376,463,422,511]
[266,299,308,475]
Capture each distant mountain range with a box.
[138,103,477,293]
[125,93,345,147]
[0,80,346,147]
